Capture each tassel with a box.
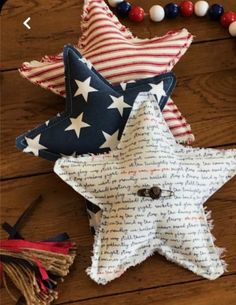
[0,196,77,305]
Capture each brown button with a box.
[137,186,162,200]
[149,187,162,199]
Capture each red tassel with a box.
[0,240,76,305]
[0,196,77,305]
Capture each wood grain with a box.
[54,275,236,305]
[1,68,235,179]
[0,173,236,304]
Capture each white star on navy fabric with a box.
[16,45,176,162]
[65,114,90,138]
[74,77,98,101]
[100,130,119,150]
[23,135,46,156]
[108,95,132,116]
[149,82,166,102]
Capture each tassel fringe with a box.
[0,241,76,305]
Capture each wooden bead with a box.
[180,1,194,17]
[129,6,145,22]
[164,3,180,19]
[220,11,236,28]
[117,1,132,17]
[229,21,236,36]
[194,1,209,17]
[108,0,123,8]
[149,5,165,22]
[208,4,224,20]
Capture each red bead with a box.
[220,11,236,28]
[129,6,145,22]
[180,1,194,17]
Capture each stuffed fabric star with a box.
[16,45,175,161]
[19,0,194,144]
[54,94,236,285]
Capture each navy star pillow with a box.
[16,45,176,161]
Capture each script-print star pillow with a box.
[54,93,236,284]
[19,0,194,144]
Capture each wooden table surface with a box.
[1,0,236,304]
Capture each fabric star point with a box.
[108,95,132,116]
[99,130,119,150]
[23,135,47,157]
[65,114,90,138]
[149,82,166,102]
[74,77,98,101]
[55,95,236,285]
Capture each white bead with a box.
[149,5,165,22]
[194,1,209,17]
[229,21,236,37]
[108,0,123,8]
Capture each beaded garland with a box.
[108,0,236,36]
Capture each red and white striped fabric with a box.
[19,0,194,143]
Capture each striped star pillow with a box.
[19,0,194,143]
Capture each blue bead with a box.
[164,3,180,18]
[117,1,132,17]
[209,4,224,20]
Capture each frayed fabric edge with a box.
[204,206,228,273]
[175,133,195,145]
[86,205,226,285]
[86,235,157,285]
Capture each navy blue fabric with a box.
[16,45,176,161]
